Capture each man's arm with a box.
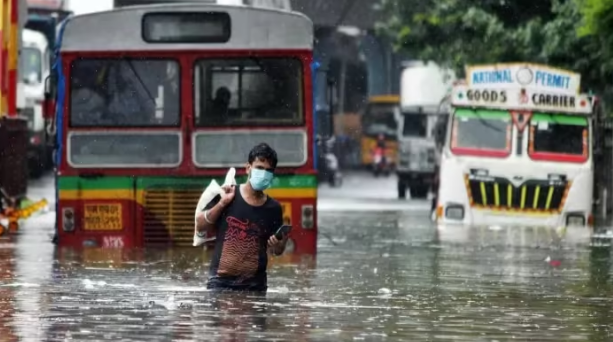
[195,195,223,236]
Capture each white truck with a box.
[396,61,456,199]
[435,63,608,240]
[19,28,50,177]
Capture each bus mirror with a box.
[43,74,57,120]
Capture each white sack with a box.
[193,167,236,247]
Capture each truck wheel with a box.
[29,158,44,179]
[397,180,406,199]
[410,184,429,199]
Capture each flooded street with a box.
[1,173,612,341]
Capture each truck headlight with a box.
[445,204,465,220]
[566,213,586,227]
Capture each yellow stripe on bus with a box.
[59,188,317,203]
[520,186,526,209]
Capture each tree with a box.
[377,0,607,92]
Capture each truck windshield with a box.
[19,47,42,83]
[69,58,180,127]
[529,113,588,163]
[451,109,511,157]
[193,58,303,127]
[402,112,427,137]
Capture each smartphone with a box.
[274,224,292,240]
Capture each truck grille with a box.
[143,188,201,246]
[465,175,570,212]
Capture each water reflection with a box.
[0,240,17,342]
[1,211,613,341]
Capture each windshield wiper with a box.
[476,116,504,133]
[125,59,156,106]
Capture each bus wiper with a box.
[126,59,156,106]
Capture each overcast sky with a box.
[69,0,113,15]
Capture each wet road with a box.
[1,172,612,341]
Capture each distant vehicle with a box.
[395,61,455,199]
[360,95,399,170]
[20,28,52,177]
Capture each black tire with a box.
[398,181,406,199]
[410,184,429,199]
[328,173,337,187]
[29,152,45,179]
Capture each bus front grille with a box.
[465,176,570,212]
[143,189,201,246]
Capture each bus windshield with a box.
[362,103,397,137]
[451,109,511,157]
[194,58,303,126]
[69,58,180,127]
[529,113,588,163]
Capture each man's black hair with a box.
[248,143,278,169]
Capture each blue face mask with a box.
[249,168,274,191]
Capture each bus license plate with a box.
[84,204,122,231]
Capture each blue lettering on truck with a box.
[534,70,571,89]
[471,69,513,84]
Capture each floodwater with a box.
[1,173,613,341]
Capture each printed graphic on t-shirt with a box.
[217,216,262,278]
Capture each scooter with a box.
[372,147,390,177]
[317,136,343,187]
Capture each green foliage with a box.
[376,0,608,92]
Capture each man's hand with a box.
[220,185,236,206]
[268,234,288,255]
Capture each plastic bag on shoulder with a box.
[193,167,236,247]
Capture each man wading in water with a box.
[195,143,288,292]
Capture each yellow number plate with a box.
[84,204,122,231]
[280,202,292,225]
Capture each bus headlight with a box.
[62,207,75,232]
[445,204,464,220]
[566,213,586,227]
[302,205,314,229]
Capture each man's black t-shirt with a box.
[203,186,283,292]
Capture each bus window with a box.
[194,58,303,127]
[528,113,588,163]
[69,59,180,127]
[450,109,511,158]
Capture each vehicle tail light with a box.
[30,135,40,145]
[62,207,75,232]
[436,206,443,219]
[301,205,314,229]
[587,214,594,227]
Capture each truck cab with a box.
[396,61,455,199]
[20,28,50,177]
